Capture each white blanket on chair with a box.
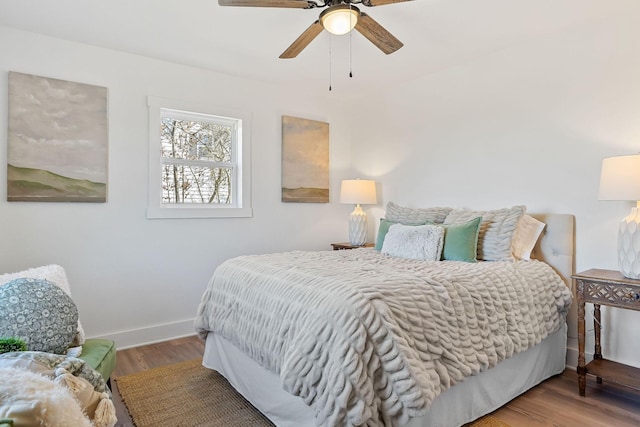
[195,249,572,426]
[0,367,93,427]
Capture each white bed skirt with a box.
[203,322,567,427]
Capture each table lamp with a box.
[598,154,640,279]
[340,179,377,246]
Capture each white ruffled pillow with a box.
[381,224,445,261]
[511,215,546,260]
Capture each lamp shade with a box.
[320,5,359,36]
[598,154,640,201]
[340,179,377,205]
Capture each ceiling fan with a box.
[218,0,413,59]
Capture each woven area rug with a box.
[116,358,511,427]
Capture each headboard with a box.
[529,213,575,288]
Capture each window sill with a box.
[146,206,253,219]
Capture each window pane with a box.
[162,164,232,204]
[161,117,232,162]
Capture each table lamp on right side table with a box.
[598,154,640,279]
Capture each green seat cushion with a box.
[78,338,116,381]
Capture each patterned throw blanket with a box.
[0,351,116,427]
[195,249,572,426]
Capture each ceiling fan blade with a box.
[355,13,403,55]
[363,0,414,6]
[279,20,323,59]
[219,0,315,9]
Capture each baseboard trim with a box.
[565,340,593,371]
[566,346,578,370]
[91,319,197,350]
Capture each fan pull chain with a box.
[328,36,332,91]
[349,3,353,78]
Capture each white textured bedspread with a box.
[194,249,572,427]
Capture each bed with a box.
[195,206,574,427]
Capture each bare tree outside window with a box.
[160,114,235,204]
[148,98,251,219]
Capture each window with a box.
[147,97,252,218]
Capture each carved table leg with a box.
[594,303,602,383]
[577,295,586,396]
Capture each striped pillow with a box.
[385,202,452,225]
[444,206,525,261]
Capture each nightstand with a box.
[572,269,640,397]
[331,242,375,250]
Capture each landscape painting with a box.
[7,71,108,202]
[281,115,329,203]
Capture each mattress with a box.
[204,322,567,427]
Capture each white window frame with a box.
[147,96,252,219]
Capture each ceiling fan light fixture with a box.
[320,5,359,36]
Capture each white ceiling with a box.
[0,0,637,97]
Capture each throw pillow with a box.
[511,214,546,260]
[381,224,445,261]
[0,278,78,354]
[429,217,482,262]
[0,265,85,345]
[385,202,452,225]
[375,218,425,251]
[375,218,393,251]
[444,206,525,261]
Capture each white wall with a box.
[2,6,639,368]
[350,9,640,368]
[0,26,356,348]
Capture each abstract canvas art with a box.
[7,71,108,202]
[281,115,329,203]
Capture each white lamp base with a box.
[618,206,640,279]
[348,204,367,246]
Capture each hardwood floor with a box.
[111,335,640,427]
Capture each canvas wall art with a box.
[7,71,108,202]
[281,115,329,203]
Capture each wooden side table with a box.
[572,269,640,396]
[331,242,374,250]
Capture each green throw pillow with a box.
[429,217,482,262]
[375,218,395,251]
